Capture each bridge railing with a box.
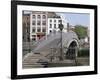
[45,46,78,63]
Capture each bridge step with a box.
[23,64,44,68]
[23,53,49,68]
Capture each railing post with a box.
[75,46,78,66]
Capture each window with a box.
[59,20,62,23]
[54,20,56,22]
[32,35,36,41]
[32,15,35,19]
[43,28,46,32]
[54,24,56,28]
[50,20,52,22]
[32,28,35,33]
[37,15,41,19]
[32,38,36,41]
[32,21,35,25]
[37,21,41,25]
[32,35,36,37]
[42,21,46,25]
[43,15,46,19]
[37,28,41,32]
[49,30,52,33]
[50,24,52,28]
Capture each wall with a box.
[0,0,99,80]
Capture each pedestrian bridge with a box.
[23,31,79,68]
[33,31,79,53]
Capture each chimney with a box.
[67,23,70,32]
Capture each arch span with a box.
[65,41,78,59]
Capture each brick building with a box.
[22,11,30,42]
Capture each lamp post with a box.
[58,20,64,61]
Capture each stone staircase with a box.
[23,53,48,68]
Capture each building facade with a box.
[22,12,30,42]
[30,12,48,41]
[47,17,68,35]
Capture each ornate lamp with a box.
[58,20,64,61]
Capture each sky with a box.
[56,13,90,27]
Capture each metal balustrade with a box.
[45,46,78,66]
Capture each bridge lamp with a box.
[59,21,64,31]
[58,20,64,61]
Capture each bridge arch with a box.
[62,34,79,59]
[65,40,78,59]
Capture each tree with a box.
[74,25,88,39]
